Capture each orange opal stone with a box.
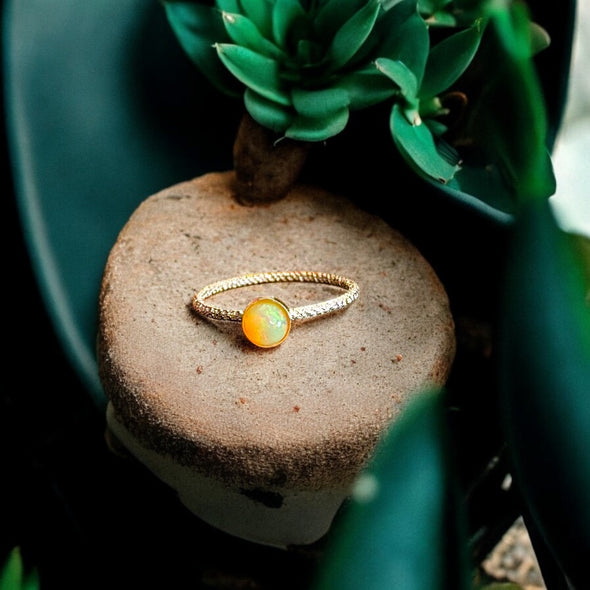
[242,298,291,348]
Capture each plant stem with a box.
[232,113,311,205]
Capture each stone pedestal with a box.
[97,171,455,548]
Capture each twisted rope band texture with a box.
[192,271,359,322]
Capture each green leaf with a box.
[163,2,241,97]
[325,0,381,70]
[312,389,470,590]
[315,0,370,39]
[22,570,39,590]
[445,2,556,210]
[446,163,518,216]
[0,547,39,590]
[0,548,23,590]
[499,200,590,588]
[216,0,240,13]
[238,0,273,38]
[420,20,486,99]
[530,21,551,55]
[291,87,350,118]
[220,11,284,59]
[373,0,430,85]
[375,57,418,100]
[390,104,460,183]
[215,43,290,105]
[244,88,294,132]
[424,11,458,27]
[418,0,453,15]
[271,0,306,48]
[295,39,323,65]
[336,67,397,109]
[418,0,458,26]
[285,108,349,142]
[481,4,556,202]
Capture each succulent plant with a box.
[415,0,556,216]
[164,0,423,142]
[162,0,554,212]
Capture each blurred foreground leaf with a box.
[0,547,39,590]
[499,199,590,588]
[312,389,470,590]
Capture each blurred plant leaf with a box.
[0,547,39,590]
[312,389,470,590]
[0,548,22,590]
[482,2,556,202]
[499,200,590,588]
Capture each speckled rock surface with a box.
[97,170,456,545]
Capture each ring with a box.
[192,271,360,348]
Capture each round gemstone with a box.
[242,298,291,348]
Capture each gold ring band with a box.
[192,271,359,348]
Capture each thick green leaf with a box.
[220,11,284,59]
[419,0,483,27]
[499,200,590,588]
[271,0,306,48]
[244,89,294,132]
[312,389,470,590]
[373,0,430,85]
[336,67,397,109]
[295,39,323,65]
[390,104,460,183]
[447,163,518,216]
[420,20,486,99]
[238,0,273,38]
[163,2,240,97]
[375,57,418,100]
[315,0,369,39]
[418,0,453,15]
[216,0,241,13]
[291,87,350,118]
[22,569,39,590]
[215,43,290,105]
[0,547,39,590]
[325,0,381,70]
[425,11,458,27]
[0,548,23,590]
[285,108,349,141]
